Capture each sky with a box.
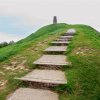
[0,0,100,42]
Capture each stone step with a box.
[44,46,67,53]
[51,41,70,46]
[7,88,58,100]
[16,69,67,88]
[64,33,75,36]
[64,29,76,36]
[60,36,74,40]
[54,38,70,41]
[33,55,70,69]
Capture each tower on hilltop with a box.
[53,16,57,24]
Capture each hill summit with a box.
[0,23,100,100]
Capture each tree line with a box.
[0,41,15,48]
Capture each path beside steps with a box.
[7,29,76,100]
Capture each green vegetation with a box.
[59,25,100,100]
[0,41,14,48]
[0,23,100,100]
[0,23,67,62]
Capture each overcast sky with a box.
[0,0,100,42]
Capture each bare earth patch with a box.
[3,60,29,71]
[0,80,8,90]
[0,71,5,76]
[73,47,97,56]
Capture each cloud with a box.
[0,0,100,43]
[0,32,24,43]
[0,0,100,27]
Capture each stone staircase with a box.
[7,29,76,100]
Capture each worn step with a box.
[51,41,70,46]
[64,33,75,36]
[64,29,76,36]
[44,46,67,53]
[55,38,70,41]
[60,36,74,40]
[33,55,69,67]
[7,88,58,100]
[17,69,67,88]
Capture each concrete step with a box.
[17,69,67,88]
[60,36,74,40]
[7,88,58,100]
[33,55,70,69]
[44,46,67,53]
[64,29,76,36]
[51,41,70,46]
[54,38,70,41]
[63,33,75,36]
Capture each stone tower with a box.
[53,16,57,24]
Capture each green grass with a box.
[59,25,100,100]
[0,23,67,62]
[0,23,100,100]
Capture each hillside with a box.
[0,23,67,62]
[0,23,100,100]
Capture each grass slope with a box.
[0,23,100,100]
[60,25,100,100]
[0,23,67,62]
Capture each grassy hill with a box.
[64,25,100,100]
[0,23,67,62]
[0,23,100,100]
